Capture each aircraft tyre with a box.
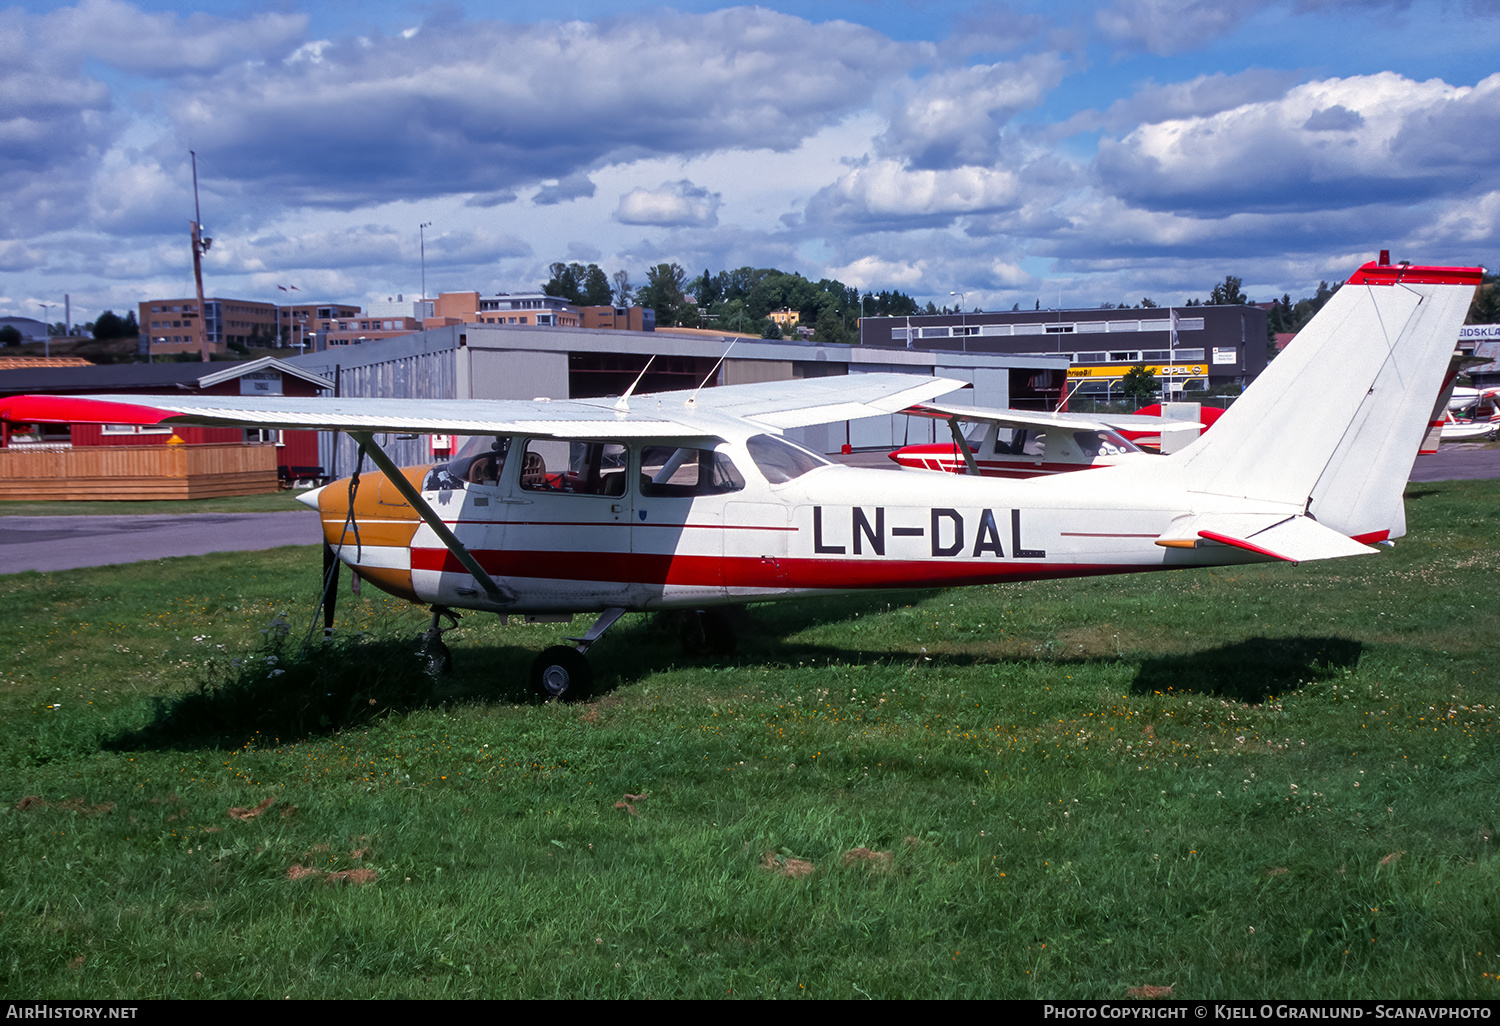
[679,609,736,656]
[532,645,592,702]
[417,635,453,676]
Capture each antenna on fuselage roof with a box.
[685,338,738,408]
[614,355,656,411]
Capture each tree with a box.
[813,306,850,345]
[0,325,20,346]
[695,268,719,308]
[1119,363,1158,401]
[1208,275,1248,305]
[92,310,131,341]
[1139,297,1158,308]
[611,270,633,308]
[759,317,783,340]
[542,262,587,304]
[580,264,612,306]
[638,263,688,326]
[1467,272,1500,324]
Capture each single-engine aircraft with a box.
[0,258,1482,701]
[885,401,1214,479]
[1440,387,1500,442]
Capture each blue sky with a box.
[3,0,1498,326]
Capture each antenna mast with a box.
[189,151,212,363]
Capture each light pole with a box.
[276,284,299,348]
[950,291,967,352]
[38,302,52,357]
[420,222,433,302]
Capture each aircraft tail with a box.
[1170,259,1483,542]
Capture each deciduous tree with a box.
[1208,276,1248,305]
[1119,363,1158,400]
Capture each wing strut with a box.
[945,417,982,476]
[349,430,515,605]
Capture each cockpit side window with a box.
[1072,429,1139,457]
[745,433,832,484]
[520,439,629,496]
[639,445,746,497]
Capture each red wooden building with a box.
[0,357,334,484]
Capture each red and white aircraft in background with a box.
[0,258,1482,699]
[1440,387,1500,441]
[886,401,1223,479]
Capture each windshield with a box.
[745,434,832,484]
[425,435,509,490]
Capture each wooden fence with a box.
[0,443,279,501]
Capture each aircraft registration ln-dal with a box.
[0,257,1483,699]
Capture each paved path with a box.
[0,511,323,574]
[1407,444,1500,482]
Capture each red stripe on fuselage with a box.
[409,548,1145,590]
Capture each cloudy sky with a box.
[4,0,1499,326]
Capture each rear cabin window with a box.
[639,445,745,497]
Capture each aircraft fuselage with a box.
[313,431,1285,617]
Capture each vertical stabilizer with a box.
[1171,261,1481,540]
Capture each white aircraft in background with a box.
[885,401,1214,479]
[1440,387,1500,441]
[0,258,1481,700]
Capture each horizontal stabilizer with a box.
[1155,513,1378,563]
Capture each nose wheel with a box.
[531,646,592,701]
[528,607,626,702]
[418,606,460,675]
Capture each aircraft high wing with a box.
[0,258,1483,701]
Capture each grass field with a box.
[1,481,1497,999]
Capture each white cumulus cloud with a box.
[615,180,722,228]
[807,160,1024,229]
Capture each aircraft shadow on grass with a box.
[104,590,1362,750]
[1128,636,1363,705]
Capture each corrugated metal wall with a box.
[292,330,459,474]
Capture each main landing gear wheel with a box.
[531,645,592,702]
[678,609,737,656]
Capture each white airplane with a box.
[1440,387,1500,442]
[0,258,1482,701]
[885,401,1211,479]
